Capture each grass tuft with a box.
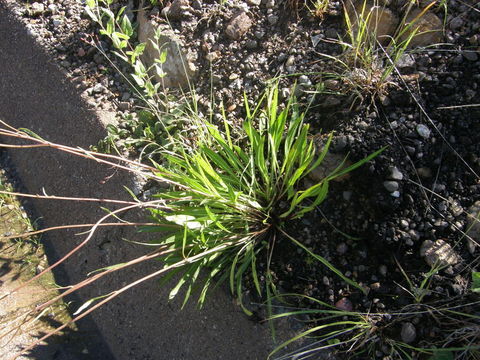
[141,83,381,311]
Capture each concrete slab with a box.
[0,2,272,359]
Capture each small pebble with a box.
[417,167,432,178]
[396,54,415,69]
[52,18,63,27]
[383,181,399,192]
[92,83,106,93]
[343,191,352,201]
[401,322,417,343]
[47,4,57,14]
[335,297,353,312]
[379,265,387,276]
[254,30,265,39]
[463,51,478,62]
[267,14,278,25]
[265,0,275,8]
[280,87,290,99]
[420,239,460,267]
[370,282,381,291]
[118,102,130,111]
[30,2,45,16]
[336,242,348,255]
[408,230,420,241]
[285,55,295,67]
[416,124,431,139]
[298,75,311,86]
[389,167,403,181]
[449,16,464,30]
[245,40,258,49]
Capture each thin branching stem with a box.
[0,200,167,300]
[9,239,244,360]
[0,190,139,206]
[0,221,160,240]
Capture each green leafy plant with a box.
[307,0,330,19]
[268,292,480,360]
[85,0,199,160]
[85,0,173,117]
[342,0,415,99]
[316,0,439,106]
[268,294,376,359]
[142,84,381,313]
[394,257,443,303]
[472,272,480,293]
[92,109,184,160]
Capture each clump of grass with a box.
[307,0,330,19]
[394,257,443,304]
[268,292,480,359]
[141,84,381,312]
[316,0,438,107]
[341,0,414,100]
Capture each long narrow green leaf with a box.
[279,228,366,294]
[328,147,386,180]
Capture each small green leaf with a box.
[106,18,114,36]
[120,14,133,37]
[134,60,146,75]
[159,49,168,64]
[131,74,145,87]
[111,32,121,49]
[472,271,480,293]
[101,8,114,20]
[18,128,45,141]
[145,81,156,97]
[113,31,130,40]
[134,43,146,55]
[429,350,454,360]
[154,64,166,78]
[116,5,126,20]
[327,338,341,345]
[154,26,162,40]
[84,6,98,22]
